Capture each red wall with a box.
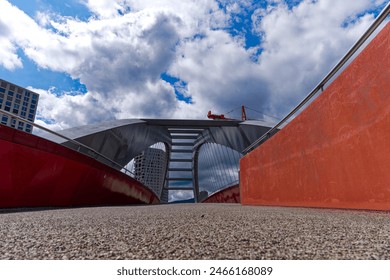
[202,184,240,203]
[240,22,390,210]
[0,125,159,208]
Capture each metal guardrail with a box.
[0,108,135,177]
[243,2,390,154]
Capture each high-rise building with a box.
[134,147,168,203]
[0,79,39,133]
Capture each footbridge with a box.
[43,118,274,202]
[1,3,389,209]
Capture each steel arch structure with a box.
[44,118,273,202]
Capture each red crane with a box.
[207,106,247,121]
[207,110,226,120]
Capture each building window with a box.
[1,115,8,124]
[0,81,38,133]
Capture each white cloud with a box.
[31,87,113,131]
[0,0,387,128]
[168,190,193,202]
[117,0,227,35]
[0,0,186,125]
[169,28,271,118]
[0,37,22,70]
[81,0,125,18]
[252,0,388,114]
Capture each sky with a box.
[0,0,388,131]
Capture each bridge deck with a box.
[0,204,388,259]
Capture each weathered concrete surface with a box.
[241,22,390,210]
[0,204,389,259]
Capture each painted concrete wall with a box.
[0,124,159,208]
[240,22,390,210]
[202,184,240,203]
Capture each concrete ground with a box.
[0,204,389,259]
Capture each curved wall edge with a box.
[0,125,159,208]
[202,184,240,203]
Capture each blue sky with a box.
[8,0,92,20]
[0,0,388,132]
[0,0,90,92]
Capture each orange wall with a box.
[240,22,390,210]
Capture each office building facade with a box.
[134,147,168,203]
[0,79,39,133]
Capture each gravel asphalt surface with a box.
[0,204,389,259]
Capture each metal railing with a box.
[243,2,390,154]
[0,108,135,177]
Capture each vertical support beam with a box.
[160,142,171,202]
[193,144,201,203]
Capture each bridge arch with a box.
[44,118,273,202]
